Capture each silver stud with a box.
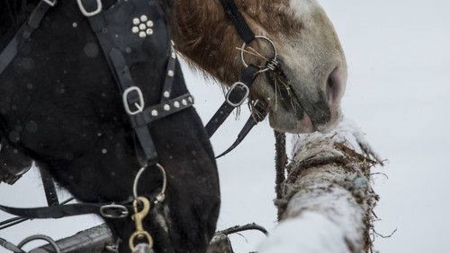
[140,15,148,22]
[139,24,146,30]
[168,70,174,77]
[147,20,154,27]
[133,18,140,25]
[188,96,193,103]
[163,91,170,98]
[139,31,146,38]
[174,101,180,108]
[171,52,176,59]
[151,110,158,116]
[164,104,170,111]
[181,99,187,106]
[146,29,153,35]
[132,26,139,34]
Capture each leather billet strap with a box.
[217,0,255,44]
[0,0,56,75]
[205,65,259,137]
[215,100,268,158]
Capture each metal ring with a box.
[129,231,154,251]
[240,36,278,73]
[133,163,167,203]
[18,235,61,253]
[77,0,102,17]
[100,204,129,219]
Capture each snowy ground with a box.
[1,1,449,252]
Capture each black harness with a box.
[0,0,192,224]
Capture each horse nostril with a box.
[326,67,343,106]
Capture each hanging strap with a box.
[0,0,56,75]
[205,65,259,137]
[217,0,255,44]
[215,100,268,158]
[39,168,59,207]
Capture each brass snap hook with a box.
[129,197,153,251]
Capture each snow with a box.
[258,212,351,253]
[1,1,450,253]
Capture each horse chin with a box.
[268,108,315,133]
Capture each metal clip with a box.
[123,87,145,115]
[43,0,57,7]
[129,197,153,251]
[100,204,129,219]
[77,0,102,17]
[226,82,250,107]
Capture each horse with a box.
[0,0,347,251]
[0,1,220,253]
[167,0,348,134]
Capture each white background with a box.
[1,0,450,252]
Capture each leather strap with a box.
[205,65,259,137]
[0,0,55,75]
[39,168,59,206]
[215,100,268,158]
[217,0,255,44]
[0,201,132,219]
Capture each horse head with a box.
[169,0,347,133]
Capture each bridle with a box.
[0,0,191,252]
[205,0,281,157]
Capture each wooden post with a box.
[31,119,381,253]
[262,119,382,253]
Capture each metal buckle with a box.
[123,87,145,115]
[240,35,278,73]
[43,0,57,7]
[100,204,129,218]
[226,82,250,107]
[77,0,102,17]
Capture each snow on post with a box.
[260,118,382,253]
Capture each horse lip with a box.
[272,62,334,132]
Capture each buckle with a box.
[100,204,129,219]
[226,82,249,107]
[77,0,102,17]
[123,87,145,115]
[43,0,57,7]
